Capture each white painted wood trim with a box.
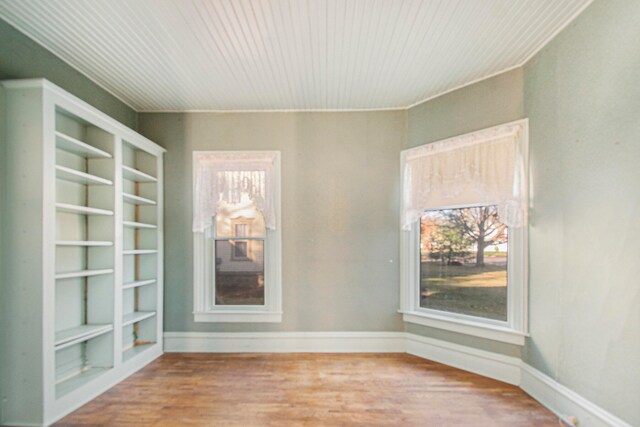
[193,312,282,323]
[399,118,529,346]
[44,327,637,427]
[2,79,165,154]
[0,423,43,427]
[162,331,519,385]
[50,347,163,426]
[164,332,406,353]
[4,348,163,427]
[520,363,633,427]
[192,151,282,323]
[1,79,166,426]
[139,106,407,114]
[405,333,522,385]
[402,312,527,346]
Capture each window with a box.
[420,205,508,321]
[230,220,253,260]
[400,120,528,345]
[193,151,281,322]
[232,241,249,259]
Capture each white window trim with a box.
[193,151,282,323]
[399,119,529,346]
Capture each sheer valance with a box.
[193,151,278,232]
[401,121,527,230]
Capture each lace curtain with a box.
[401,122,527,230]
[193,151,278,232]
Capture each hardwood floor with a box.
[56,353,559,426]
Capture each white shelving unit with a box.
[123,220,158,229]
[55,269,115,280]
[55,325,114,350]
[123,192,157,206]
[56,202,114,216]
[56,165,113,186]
[120,138,162,362]
[1,79,165,426]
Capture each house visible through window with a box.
[193,151,281,323]
[215,200,265,305]
[232,222,251,259]
[233,241,248,259]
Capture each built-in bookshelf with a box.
[54,108,116,400]
[1,79,165,426]
[121,140,161,361]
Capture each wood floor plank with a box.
[55,353,559,426]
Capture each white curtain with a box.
[401,122,527,230]
[193,151,277,232]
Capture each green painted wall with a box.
[0,19,137,420]
[0,17,137,129]
[2,2,638,422]
[524,0,640,423]
[407,68,524,147]
[138,111,405,332]
[406,0,640,423]
[405,68,525,358]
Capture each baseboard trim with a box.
[163,331,520,384]
[520,363,632,427]
[163,331,406,353]
[48,347,163,426]
[405,333,522,385]
[163,331,631,426]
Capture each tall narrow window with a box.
[216,205,264,303]
[400,120,528,345]
[193,151,281,323]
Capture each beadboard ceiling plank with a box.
[0,0,593,111]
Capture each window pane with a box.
[233,241,248,258]
[234,223,249,238]
[419,205,508,321]
[215,195,266,238]
[215,240,264,305]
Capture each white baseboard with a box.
[405,333,522,385]
[520,363,632,427]
[48,346,163,426]
[1,423,42,427]
[164,331,520,384]
[163,331,630,426]
[163,331,406,353]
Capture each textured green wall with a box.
[0,18,137,128]
[138,111,406,332]
[524,0,640,423]
[0,20,136,420]
[407,68,524,147]
[2,2,638,422]
[407,0,640,422]
[405,68,525,358]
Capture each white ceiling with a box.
[0,0,592,112]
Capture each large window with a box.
[193,151,281,323]
[400,120,528,345]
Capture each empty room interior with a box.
[0,0,638,426]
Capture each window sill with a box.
[401,311,528,346]
[194,311,283,323]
